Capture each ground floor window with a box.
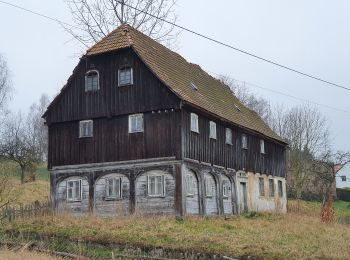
[222,180,229,198]
[67,180,82,202]
[147,175,165,197]
[269,179,275,197]
[186,174,195,196]
[205,177,214,197]
[278,180,283,197]
[106,178,122,199]
[259,177,265,197]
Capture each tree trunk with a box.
[320,178,336,223]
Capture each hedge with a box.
[336,188,350,202]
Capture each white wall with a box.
[336,164,350,189]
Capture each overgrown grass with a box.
[5,213,350,259]
[288,199,350,217]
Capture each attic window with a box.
[118,67,133,86]
[85,70,99,91]
[190,82,198,91]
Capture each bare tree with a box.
[0,112,41,184]
[0,54,12,115]
[316,151,350,222]
[64,0,178,48]
[26,94,50,162]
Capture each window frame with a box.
[259,177,265,197]
[190,113,199,133]
[242,134,248,149]
[66,179,82,202]
[222,180,229,199]
[105,177,122,200]
[278,180,283,197]
[147,175,165,197]
[185,174,195,196]
[260,139,265,154]
[118,67,133,86]
[269,179,275,197]
[128,114,144,133]
[79,120,93,138]
[225,128,232,145]
[204,177,214,197]
[209,121,216,139]
[85,70,99,92]
[341,176,347,182]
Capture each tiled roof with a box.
[87,24,285,143]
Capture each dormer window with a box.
[260,139,265,154]
[85,70,99,91]
[118,67,133,86]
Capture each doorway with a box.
[240,182,248,212]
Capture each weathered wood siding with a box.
[135,170,175,215]
[222,175,233,214]
[94,173,130,216]
[56,176,89,215]
[48,110,181,168]
[45,48,180,124]
[182,109,287,177]
[204,172,218,215]
[185,170,200,215]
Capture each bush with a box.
[336,188,350,202]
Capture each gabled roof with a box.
[87,24,285,143]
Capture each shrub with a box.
[336,188,350,202]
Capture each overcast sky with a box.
[0,0,349,151]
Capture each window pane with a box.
[259,178,265,196]
[269,179,274,197]
[119,68,132,85]
[190,113,198,132]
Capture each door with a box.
[240,182,248,212]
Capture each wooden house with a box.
[43,24,288,217]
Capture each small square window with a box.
[106,178,122,199]
[67,180,82,202]
[190,113,199,133]
[209,121,216,139]
[226,128,232,145]
[118,67,133,86]
[341,176,347,182]
[242,134,248,149]
[85,70,99,91]
[79,120,93,138]
[129,114,143,133]
[278,180,283,197]
[259,177,265,197]
[269,179,275,197]
[260,139,265,154]
[147,175,165,197]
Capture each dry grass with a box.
[2,179,49,207]
[6,212,350,259]
[0,248,58,260]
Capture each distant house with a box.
[43,24,288,217]
[336,164,350,189]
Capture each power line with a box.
[117,1,350,92]
[208,71,350,115]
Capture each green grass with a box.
[34,164,49,181]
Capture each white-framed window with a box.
[190,113,199,133]
[186,174,195,196]
[259,177,265,197]
[341,176,347,182]
[147,175,165,197]
[128,114,144,133]
[242,134,248,149]
[205,177,214,197]
[260,139,265,154]
[226,128,232,145]
[269,179,275,197]
[85,70,99,91]
[118,67,133,86]
[222,180,229,198]
[79,120,93,138]
[209,121,216,139]
[105,178,122,199]
[278,180,283,197]
[67,180,82,202]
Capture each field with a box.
[0,249,58,260]
[5,212,350,259]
